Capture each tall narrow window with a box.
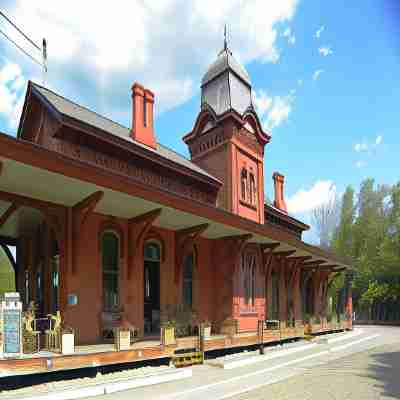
[249,173,256,205]
[241,168,248,201]
[242,251,256,307]
[271,271,280,320]
[51,239,60,313]
[183,251,194,308]
[102,232,120,311]
[143,96,147,127]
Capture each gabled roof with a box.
[27,82,221,184]
[265,203,310,231]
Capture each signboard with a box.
[0,307,3,358]
[4,310,21,354]
[1,292,22,358]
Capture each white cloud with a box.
[252,89,272,119]
[356,160,367,168]
[3,0,299,125]
[264,94,294,131]
[312,69,324,80]
[315,25,325,39]
[354,135,383,153]
[318,46,333,56]
[297,79,303,86]
[354,142,368,152]
[253,89,294,131]
[283,27,296,45]
[0,62,26,128]
[0,63,21,84]
[287,180,336,214]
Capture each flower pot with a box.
[115,329,130,351]
[61,333,74,355]
[162,327,175,345]
[202,326,211,339]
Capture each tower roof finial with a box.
[224,24,228,51]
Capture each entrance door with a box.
[144,242,161,334]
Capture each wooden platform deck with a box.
[0,325,348,378]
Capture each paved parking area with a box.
[231,341,400,400]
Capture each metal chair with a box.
[45,311,62,351]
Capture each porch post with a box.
[345,271,353,329]
[292,268,302,324]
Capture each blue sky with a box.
[0,0,399,244]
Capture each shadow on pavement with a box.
[362,348,400,399]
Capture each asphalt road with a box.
[83,325,400,400]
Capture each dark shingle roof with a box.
[32,83,219,183]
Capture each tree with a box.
[332,186,355,257]
[311,184,341,249]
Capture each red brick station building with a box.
[0,43,352,352]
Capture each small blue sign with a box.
[4,310,20,354]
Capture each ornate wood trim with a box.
[302,260,326,268]
[261,242,280,252]
[174,223,209,284]
[287,255,312,262]
[127,208,162,279]
[0,202,19,228]
[73,191,104,230]
[273,250,296,258]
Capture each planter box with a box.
[61,333,74,355]
[220,319,238,336]
[202,326,211,339]
[115,329,131,351]
[162,327,175,346]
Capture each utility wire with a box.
[0,27,43,66]
[0,10,41,51]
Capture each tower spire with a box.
[224,24,228,51]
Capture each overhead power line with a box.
[0,9,48,83]
[0,10,41,51]
[0,27,42,66]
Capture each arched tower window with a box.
[249,172,256,205]
[183,251,195,308]
[102,232,120,311]
[241,168,248,202]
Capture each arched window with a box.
[183,251,195,308]
[144,241,161,262]
[102,232,120,311]
[144,241,161,301]
[242,251,256,307]
[241,168,248,201]
[51,238,60,313]
[249,173,256,205]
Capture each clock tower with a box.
[183,40,270,224]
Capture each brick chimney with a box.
[131,82,157,149]
[272,172,287,213]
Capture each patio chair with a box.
[45,311,62,351]
[22,310,40,353]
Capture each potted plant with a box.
[303,314,312,335]
[61,325,75,355]
[161,320,176,345]
[201,320,212,339]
